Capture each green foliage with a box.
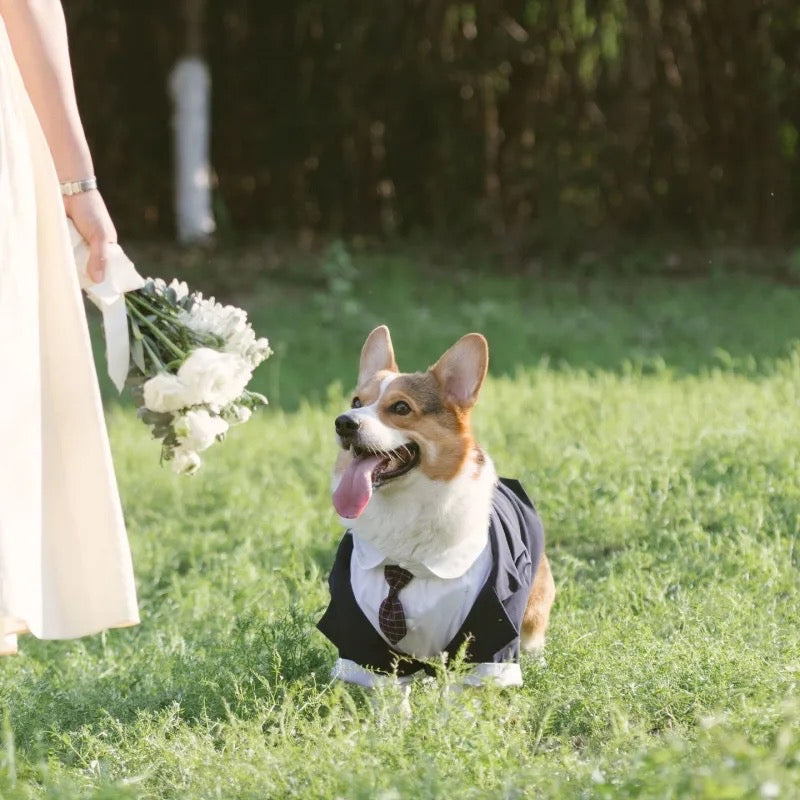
[312,240,362,323]
[63,0,800,245]
[5,264,800,797]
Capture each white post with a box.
[169,0,215,243]
[169,58,215,243]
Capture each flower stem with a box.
[126,299,187,361]
[127,291,178,322]
[141,336,168,373]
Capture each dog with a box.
[317,325,555,689]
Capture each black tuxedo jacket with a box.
[317,477,544,677]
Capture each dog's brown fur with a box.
[522,554,556,651]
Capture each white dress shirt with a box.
[332,532,523,688]
[351,536,492,658]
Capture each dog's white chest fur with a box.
[343,454,497,579]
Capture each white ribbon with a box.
[68,220,146,392]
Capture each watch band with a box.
[60,177,98,196]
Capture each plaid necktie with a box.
[378,565,413,644]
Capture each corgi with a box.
[317,326,555,689]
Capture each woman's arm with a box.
[0,0,91,181]
[1,0,117,281]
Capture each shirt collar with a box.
[351,528,489,579]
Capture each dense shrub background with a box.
[64,1,800,248]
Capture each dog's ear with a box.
[358,325,398,385]
[430,333,488,409]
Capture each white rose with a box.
[177,348,252,408]
[171,448,201,475]
[174,409,229,452]
[143,373,196,413]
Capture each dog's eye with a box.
[351,397,362,409]
[389,400,411,416]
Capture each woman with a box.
[0,0,139,653]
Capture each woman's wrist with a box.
[55,153,94,185]
[52,137,94,184]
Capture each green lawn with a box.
[2,255,800,798]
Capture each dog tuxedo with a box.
[317,478,544,687]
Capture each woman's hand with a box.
[63,189,117,283]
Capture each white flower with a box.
[174,409,228,452]
[143,373,195,413]
[168,279,190,300]
[233,405,252,423]
[143,349,251,413]
[130,275,269,476]
[171,448,201,475]
[177,348,252,408]
[248,336,273,368]
[223,404,252,425]
[179,298,272,369]
[180,298,241,341]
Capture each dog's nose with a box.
[335,414,360,437]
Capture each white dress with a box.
[0,18,139,654]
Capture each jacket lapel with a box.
[442,501,521,663]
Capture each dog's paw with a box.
[520,630,546,653]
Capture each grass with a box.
[246,264,800,411]
[2,251,800,798]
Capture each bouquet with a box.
[125,279,271,474]
[70,222,271,475]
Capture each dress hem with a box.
[1,617,140,655]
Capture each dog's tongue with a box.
[332,453,385,519]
